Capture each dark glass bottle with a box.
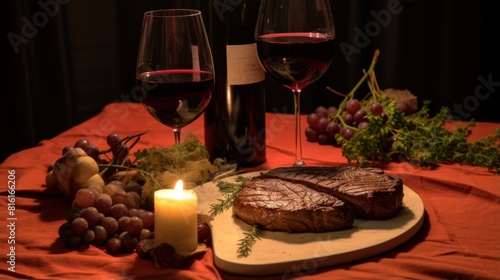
[204,0,266,167]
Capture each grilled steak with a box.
[261,166,404,219]
[233,178,354,233]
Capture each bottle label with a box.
[226,43,265,85]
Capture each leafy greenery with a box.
[134,135,238,210]
[134,135,212,174]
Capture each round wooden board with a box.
[194,171,425,276]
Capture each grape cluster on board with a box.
[54,133,212,259]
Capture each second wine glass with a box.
[255,0,336,166]
[136,9,214,145]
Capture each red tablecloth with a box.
[1,102,499,279]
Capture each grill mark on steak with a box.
[233,178,354,233]
[260,166,404,219]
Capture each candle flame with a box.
[174,179,184,194]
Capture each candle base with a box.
[151,242,208,269]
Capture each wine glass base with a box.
[293,159,306,167]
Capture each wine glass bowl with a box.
[257,34,336,91]
[255,0,335,166]
[136,9,214,144]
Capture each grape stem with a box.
[98,163,162,187]
[336,50,379,117]
[328,49,380,130]
[99,131,148,156]
[97,131,151,182]
[364,69,384,102]
[326,86,347,97]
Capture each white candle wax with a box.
[154,180,198,256]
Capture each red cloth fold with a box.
[1,103,499,279]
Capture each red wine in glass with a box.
[257,33,335,91]
[255,0,335,166]
[136,9,214,145]
[137,69,213,128]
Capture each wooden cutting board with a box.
[195,171,425,276]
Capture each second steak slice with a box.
[261,166,404,219]
[233,178,354,233]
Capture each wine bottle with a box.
[204,0,266,167]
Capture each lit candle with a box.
[154,180,198,256]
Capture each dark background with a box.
[3,0,499,163]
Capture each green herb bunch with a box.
[327,51,500,173]
[134,135,238,210]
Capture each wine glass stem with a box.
[173,128,181,145]
[293,89,305,167]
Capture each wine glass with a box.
[255,0,336,166]
[136,9,214,145]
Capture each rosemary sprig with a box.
[209,176,251,217]
[208,175,264,257]
[218,176,251,194]
[237,224,263,258]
